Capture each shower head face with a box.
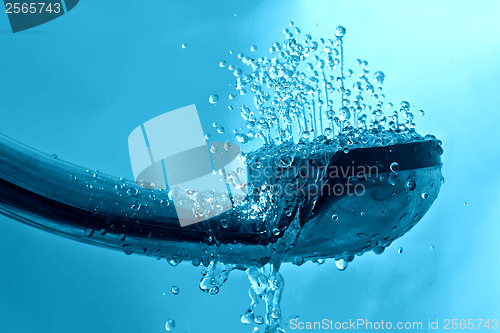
[286,166,442,261]
[239,137,443,262]
[0,133,442,265]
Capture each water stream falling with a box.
[177,23,437,332]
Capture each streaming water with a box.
[179,23,434,332]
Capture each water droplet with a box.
[373,246,385,254]
[131,202,142,211]
[421,192,429,200]
[463,202,467,205]
[250,45,258,52]
[216,126,225,134]
[335,25,346,38]
[84,228,94,237]
[390,162,399,172]
[277,155,293,167]
[171,286,180,295]
[219,60,227,68]
[127,187,139,197]
[335,259,348,271]
[331,214,339,221]
[122,244,134,255]
[405,177,416,191]
[209,286,219,295]
[373,71,385,84]
[388,172,399,185]
[241,312,253,324]
[436,144,444,155]
[165,319,176,331]
[290,256,303,266]
[272,228,280,236]
[398,247,403,254]
[220,219,229,228]
[209,94,219,104]
[430,245,435,250]
[181,43,187,49]
[51,154,58,159]
[419,110,425,116]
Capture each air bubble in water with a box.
[331,214,339,221]
[390,162,399,171]
[421,192,429,199]
[250,45,258,52]
[398,247,403,254]
[171,286,180,295]
[181,43,187,49]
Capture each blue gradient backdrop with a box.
[0,1,499,332]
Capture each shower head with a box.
[0,134,442,265]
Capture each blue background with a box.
[0,0,499,332]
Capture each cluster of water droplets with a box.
[212,22,422,148]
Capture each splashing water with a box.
[179,24,436,332]
[0,22,439,333]
[217,24,420,147]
